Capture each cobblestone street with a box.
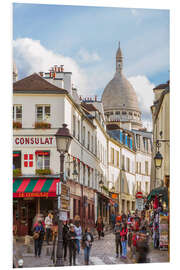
[15,232,169,268]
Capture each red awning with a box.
[13,178,59,198]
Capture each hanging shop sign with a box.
[136,198,144,211]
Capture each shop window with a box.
[13,105,22,122]
[73,199,76,217]
[36,151,50,169]
[78,200,81,216]
[36,105,50,122]
[13,151,21,169]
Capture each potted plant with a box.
[13,122,22,129]
[13,168,22,177]
[35,122,51,129]
[35,168,51,175]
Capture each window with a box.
[73,199,76,217]
[122,111,127,115]
[139,162,141,174]
[88,167,90,186]
[111,148,114,165]
[116,151,119,167]
[136,134,140,149]
[126,157,130,172]
[36,105,50,121]
[82,126,85,146]
[83,164,86,185]
[121,177,124,193]
[95,136,97,155]
[36,151,50,169]
[88,131,90,150]
[122,133,126,144]
[91,135,93,153]
[145,161,149,176]
[73,115,76,137]
[13,105,22,122]
[77,120,80,141]
[115,111,120,115]
[139,182,141,192]
[78,200,81,216]
[13,151,21,169]
[122,155,125,170]
[145,182,149,193]
[136,162,138,173]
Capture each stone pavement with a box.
[15,232,169,268]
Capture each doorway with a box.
[27,199,36,235]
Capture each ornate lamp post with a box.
[55,123,73,266]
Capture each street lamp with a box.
[99,179,104,190]
[154,150,163,169]
[55,123,73,266]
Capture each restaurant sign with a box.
[13,192,56,198]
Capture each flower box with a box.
[13,168,22,177]
[35,169,52,175]
[13,121,22,129]
[35,122,51,129]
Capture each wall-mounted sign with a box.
[14,136,54,146]
[13,192,55,198]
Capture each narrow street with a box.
[17,232,168,268]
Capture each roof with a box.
[81,102,98,112]
[106,124,120,130]
[153,80,169,90]
[13,73,68,94]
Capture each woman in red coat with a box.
[95,217,104,240]
[120,223,128,259]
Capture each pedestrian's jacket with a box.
[82,232,94,248]
[74,225,82,240]
[114,224,122,240]
[34,224,45,240]
[132,233,137,246]
[120,227,128,241]
[67,231,77,250]
[63,225,69,244]
[45,216,53,229]
[96,221,104,232]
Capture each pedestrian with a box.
[114,219,122,258]
[131,229,137,261]
[127,225,133,258]
[136,232,149,263]
[45,212,53,245]
[120,222,128,259]
[95,216,104,240]
[110,212,116,229]
[62,221,69,261]
[74,220,82,255]
[121,211,127,223]
[33,221,45,257]
[82,227,94,265]
[67,224,77,266]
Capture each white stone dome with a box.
[102,72,140,112]
[102,44,140,113]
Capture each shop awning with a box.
[13,178,59,198]
[146,186,168,205]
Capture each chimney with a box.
[61,65,64,72]
[58,66,61,72]
[39,72,44,77]
[54,65,57,72]
[95,95,97,101]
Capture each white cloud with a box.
[13,38,89,94]
[128,75,154,129]
[77,48,101,63]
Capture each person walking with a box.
[74,221,82,255]
[67,224,77,266]
[45,212,53,245]
[131,229,138,261]
[33,221,45,257]
[62,221,69,261]
[95,217,104,240]
[110,212,116,229]
[82,227,94,265]
[114,219,122,258]
[120,223,128,259]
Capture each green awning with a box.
[146,186,168,206]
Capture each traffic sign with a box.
[136,198,144,211]
[136,192,143,199]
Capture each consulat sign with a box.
[14,136,55,146]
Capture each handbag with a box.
[101,231,104,237]
[33,232,40,240]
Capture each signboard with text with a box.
[136,198,144,211]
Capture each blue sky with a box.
[13,3,169,126]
